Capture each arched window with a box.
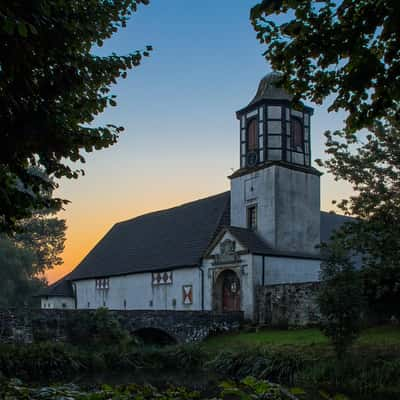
[247,119,258,151]
[292,117,303,151]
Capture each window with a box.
[96,278,109,290]
[292,117,303,151]
[247,119,258,151]
[247,206,257,230]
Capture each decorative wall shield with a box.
[182,285,193,305]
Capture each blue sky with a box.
[50,0,352,282]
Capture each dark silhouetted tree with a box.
[251,0,399,133]
[0,0,151,232]
[251,0,400,317]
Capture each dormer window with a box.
[292,117,303,152]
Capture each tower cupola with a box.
[236,73,313,170]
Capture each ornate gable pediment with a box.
[214,238,240,265]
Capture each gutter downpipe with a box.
[200,266,205,310]
[262,256,265,286]
[72,282,77,309]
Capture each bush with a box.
[0,343,83,380]
[66,308,131,348]
[317,243,365,359]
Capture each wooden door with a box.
[222,271,240,312]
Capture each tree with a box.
[14,208,66,275]
[0,235,45,307]
[250,0,400,318]
[0,0,151,232]
[0,202,66,305]
[317,242,364,359]
[0,167,66,304]
[250,0,400,133]
[319,119,400,318]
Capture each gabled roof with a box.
[37,276,74,298]
[206,226,321,260]
[58,191,355,283]
[320,211,354,243]
[68,192,230,281]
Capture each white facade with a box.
[41,296,75,309]
[230,165,320,255]
[74,267,202,311]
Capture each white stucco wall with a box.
[230,165,320,255]
[73,267,202,311]
[263,256,320,285]
[41,296,75,309]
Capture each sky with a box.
[46,0,353,283]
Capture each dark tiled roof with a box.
[225,226,321,259]
[320,211,355,243]
[38,276,74,297]
[64,191,355,282]
[227,212,354,256]
[68,192,230,280]
[226,226,272,254]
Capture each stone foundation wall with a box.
[0,309,243,344]
[255,282,320,327]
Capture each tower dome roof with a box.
[247,72,293,106]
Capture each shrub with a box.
[66,308,131,348]
[317,243,365,359]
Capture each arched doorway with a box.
[213,269,241,312]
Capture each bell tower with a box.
[230,73,321,256]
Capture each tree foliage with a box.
[251,0,400,133]
[318,119,400,317]
[14,209,66,275]
[0,0,151,232]
[0,235,45,307]
[317,243,364,359]
[251,0,400,318]
[0,169,66,304]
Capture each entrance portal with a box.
[213,269,241,312]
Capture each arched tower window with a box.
[292,117,303,152]
[247,119,258,151]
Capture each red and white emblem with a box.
[182,285,193,305]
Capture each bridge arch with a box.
[132,327,178,346]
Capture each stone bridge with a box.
[0,309,243,344]
[115,310,243,343]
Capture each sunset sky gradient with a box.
[46,0,353,283]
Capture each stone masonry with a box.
[0,309,243,344]
[256,282,320,327]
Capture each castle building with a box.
[40,74,350,321]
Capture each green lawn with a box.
[202,325,400,351]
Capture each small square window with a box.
[247,206,257,231]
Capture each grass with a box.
[202,325,400,351]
